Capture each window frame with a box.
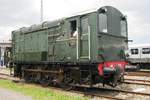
[131,49,139,55]
[98,13,108,33]
[121,20,127,37]
[142,48,150,54]
[81,16,89,35]
[70,20,77,37]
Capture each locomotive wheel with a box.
[59,73,75,90]
[39,73,52,87]
[24,71,32,83]
[59,80,74,90]
[110,65,123,87]
[39,79,51,87]
[24,75,32,83]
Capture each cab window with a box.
[81,17,88,34]
[121,20,127,37]
[70,20,77,37]
[99,14,108,33]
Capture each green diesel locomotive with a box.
[12,6,128,87]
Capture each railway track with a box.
[0,72,150,100]
[0,73,123,100]
[124,79,150,86]
[91,87,150,96]
[139,70,150,73]
[125,78,150,83]
[67,85,150,99]
[126,71,150,77]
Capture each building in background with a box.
[0,42,11,66]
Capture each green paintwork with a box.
[12,6,128,63]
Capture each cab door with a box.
[79,16,90,60]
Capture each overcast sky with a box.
[0,0,149,45]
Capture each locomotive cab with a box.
[96,6,128,86]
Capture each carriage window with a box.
[81,17,88,34]
[99,14,108,33]
[70,20,77,37]
[142,48,150,54]
[121,20,127,37]
[131,49,138,55]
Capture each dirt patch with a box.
[0,88,32,100]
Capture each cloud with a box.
[0,0,150,44]
[0,0,40,42]
[0,0,39,26]
[0,26,14,42]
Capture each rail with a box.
[0,72,150,100]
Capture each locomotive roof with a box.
[12,19,64,34]
[12,6,123,34]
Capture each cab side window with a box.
[70,20,77,37]
[81,17,88,34]
[121,20,127,37]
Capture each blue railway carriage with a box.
[12,6,128,87]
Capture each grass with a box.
[0,79,89,100]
